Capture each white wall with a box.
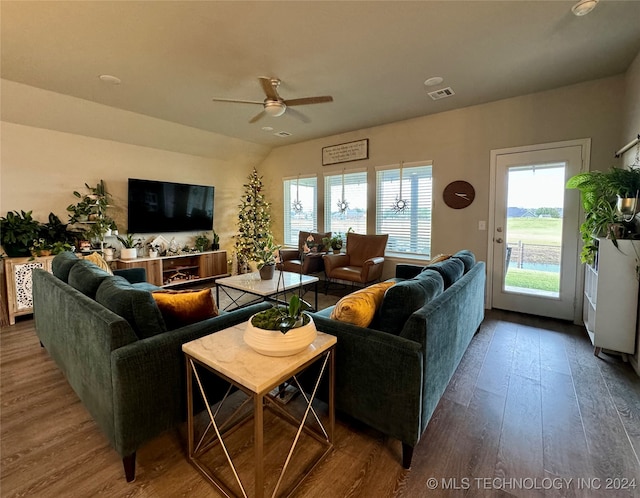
[620,50,640,375]
[257,76,625,278]
[0,81,271,254]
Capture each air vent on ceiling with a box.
[274,131,292,137]
[427,87,455,101]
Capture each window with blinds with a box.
[376,162,432,256]
[283,176,318,245]
[324,170,367,235]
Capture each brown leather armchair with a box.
[278,231,331,275]
[322,232,389,290]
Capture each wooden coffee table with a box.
[183,323,336,498]
[216,271,319,311]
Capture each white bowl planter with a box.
[120,248,137,260]
[244,314,317,357]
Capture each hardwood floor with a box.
[2,309,639,497]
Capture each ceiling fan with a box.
[211,77,333,124]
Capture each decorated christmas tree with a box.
[235,168,272,268]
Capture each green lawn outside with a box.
[507,217,562,246]
[505,268,560,292]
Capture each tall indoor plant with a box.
[566,166,640,264]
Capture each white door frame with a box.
[486,138,591,324]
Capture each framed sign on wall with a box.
[322,139,369,166]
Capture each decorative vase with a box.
[104,248,115,261]
[244,314,317,357]
[148,250,158,258]
[120,247,137,260]
[259,264,275,280]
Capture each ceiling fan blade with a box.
[249,110,266,123]
[284,96,333,107]
[211,97,264,105]
[259,77,281,101]
[285,107,310,124]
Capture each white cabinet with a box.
[4,256,55,325]
[583,238,639,357]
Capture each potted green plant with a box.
[254,235,281,280]
[323,234,343,254]
[67,180,117,245]
[244,294,316,356]
[194,233,210,252]
[0,210,42,257]
[566,167,639,264]
[212,230,220,250]
[116,233,140,260]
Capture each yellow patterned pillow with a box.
[152,288,219,329]
[84,252,113,274]
[330,281,396,328]
[428,254,451,265]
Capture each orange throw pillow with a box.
[330,281,395,328]
[152,288,218,329]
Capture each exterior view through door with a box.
[489,141,587,321]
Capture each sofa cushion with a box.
[425,257,464,289]
[377,270,444,335]
[451,250,475,273]
[83,252,114,274]
[428,253,451,264]
[152,288,219,330]
[330,281,395,328]
[68,259,112,299]
[51,251,81,282]
[96,276,167,339]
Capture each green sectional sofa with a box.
[32,251,270,482]
[311,250,485,468]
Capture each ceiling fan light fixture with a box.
[264,101,286,117]
[571,0,598,16]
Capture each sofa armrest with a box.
[114,267,147,284]
[109,301,271,457]
[311,312,424,446]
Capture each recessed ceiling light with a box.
[261,126,274,131]
[424,76,444,87]
[571,0,598,16]
[99,74,121,85]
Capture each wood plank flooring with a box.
[2,309,639,497]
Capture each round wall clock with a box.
[443,181,475,209]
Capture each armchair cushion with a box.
[330,281,395,328]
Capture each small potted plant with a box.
[116,233,140,260]
[255,235,281,280]
[194,233,210,252]
[212,230,220,250]
[147,243,160,258]
[323,234,343,254]
[244,294,316,356]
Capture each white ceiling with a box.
[2,1,640,148]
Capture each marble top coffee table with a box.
[183,322,336,498]
[215,271,319,311]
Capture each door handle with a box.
[496,238,503,243]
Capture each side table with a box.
[183,323,336,498]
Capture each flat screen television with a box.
[127,178,214,233]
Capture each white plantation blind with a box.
[324,170,367,235]
[283,176,318,246]
[376,162,432,256]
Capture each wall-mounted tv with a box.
[127,178,214,233]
